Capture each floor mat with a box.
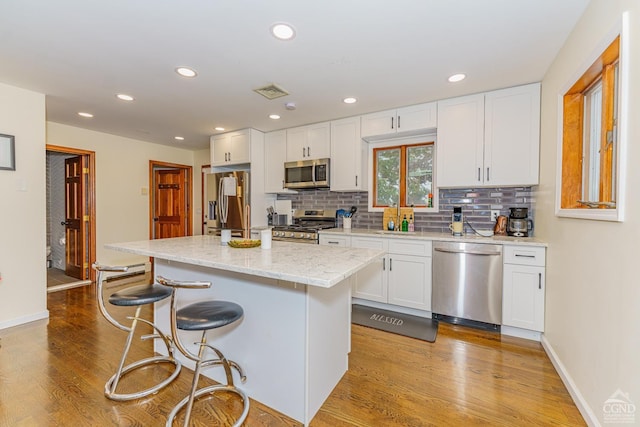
[352,304,438,342]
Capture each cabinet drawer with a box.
[504,245,545,266]
[388,239,432,256]
[351,237,386,251]
[319,235,350,247]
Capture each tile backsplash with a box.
[277,187,534,234]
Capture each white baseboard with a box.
[541,335,600,427]
[0,310,49,331]
[501,325,541,341]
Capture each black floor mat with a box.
[352,304,438,342]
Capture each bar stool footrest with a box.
[105,355,182,401]
[166,384,250,427]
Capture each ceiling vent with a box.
[253,83,289,100]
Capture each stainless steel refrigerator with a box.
[204,170,250,237]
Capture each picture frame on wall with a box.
[0,133,15,171]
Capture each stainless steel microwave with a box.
[284,158,330,189]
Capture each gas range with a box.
[272,209,337,244]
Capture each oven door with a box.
[284,159,329,189]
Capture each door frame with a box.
[149,160,193,239]
[46,144,97,283]
[201,164,211,235]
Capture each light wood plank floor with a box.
[0,285,585,426]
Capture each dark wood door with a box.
[64,156,87,279]
[154,169,187,239]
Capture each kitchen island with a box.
[105,235,384,426]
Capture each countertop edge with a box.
[320,228,548,247]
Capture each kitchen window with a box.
[371,140,434,209]
[556,13,628,222]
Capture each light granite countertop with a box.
[320,228,548,247]
[105,235,384,288]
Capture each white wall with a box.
[193,147,210,235]
[537,1,640,424]
[46,122,198,267]
[0,83,47,328]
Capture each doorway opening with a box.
[149,160,193,240]
[45,145,96,292]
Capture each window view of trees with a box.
[374,142,434,207]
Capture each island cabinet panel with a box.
[502,245,546,332]
[351,237,388,303]
[153,258,351,425]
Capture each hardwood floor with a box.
[0,285,584,426]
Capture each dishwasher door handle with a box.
[434,247,502,256]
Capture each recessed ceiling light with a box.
[269,114,281,120]
[174,136,184,141]
[448,73,466,83]
[343,97,357,104]
[78,112,93,118]
[270,23,296,40]
[214,127,225,131]
[116,93,135,101]
[176,67,197,78]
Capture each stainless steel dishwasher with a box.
[432,241,503,329]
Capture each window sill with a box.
[555,208,623,222]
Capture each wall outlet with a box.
[491,210,501,221]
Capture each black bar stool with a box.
[93,264,181,401]
[156,276,249,427]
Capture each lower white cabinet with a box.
[318,234,351,247]
[350,236,432,311]
[502,245,546,332]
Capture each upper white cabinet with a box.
[211,129,251,166]
[361,102,437,140]
[437,83,541,188]
[264,130,296,193]
[330,116,365,192]
[286,122,330,162]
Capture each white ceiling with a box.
[0,1,589,150]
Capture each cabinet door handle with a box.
[478,168,481,181]
[224,152,228,161]
[538,273,542,289]
[282,180,285,189]
[327,241,340,245]
[355,175,358,186]
[397,115,401,129]
[389,258,393,271]
[302,147,306,157]
[307,146,311,157]
[391,117,394,130]
[383,258,386,271]
[486,167,490,181]
[515,254,535,258]
[228,152,231,162]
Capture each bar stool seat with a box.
[93,264,182,402]
[157,276,249,427]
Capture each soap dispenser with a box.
[401,215,408,232]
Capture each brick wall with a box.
[277,187,534,234]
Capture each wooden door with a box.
[154,169,187,239]
[64,156,87,279]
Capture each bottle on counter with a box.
[408,214,414,232]
[401,215,408,232]
[427,193,433,208]
[387,219,395,231]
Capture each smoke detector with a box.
[253,83,289,100]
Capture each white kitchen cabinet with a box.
[349,236,432,311]
[264,130,296,193]
[330,116,365,192]
[319,234,351,247]
[437,83,540,187]
[351,237,388,303]
[361,102,437,140]
[286,122,331,162]
[502,245,545,332]
[211,129,251,166]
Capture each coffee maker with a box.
[507,207,533,237]
[450,206,464,236]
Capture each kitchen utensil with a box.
[348,206,358,218]
[493,215,508,235]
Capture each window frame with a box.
[367,134,438,213]
[555,13,628,222]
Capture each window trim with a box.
[555,13,628,222]
[367,133,438,213]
